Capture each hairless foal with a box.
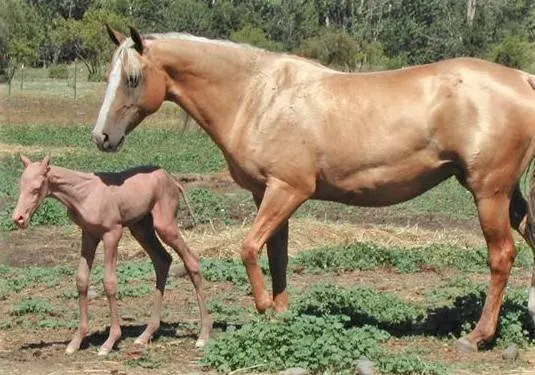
[12,155,212,355]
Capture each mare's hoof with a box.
[195,338,207,348]
[454,336,478,353]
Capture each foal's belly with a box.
[313,159,457,207]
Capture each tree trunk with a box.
[467,0,477,27]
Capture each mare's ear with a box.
[129,26,144,54]
[40,155,51,174]
[105,24,126,46]
[20,154,31,168]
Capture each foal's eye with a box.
[126,75,140,88]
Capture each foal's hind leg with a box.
[66,230,99,354]
[456,194,516,352]
[129,215,172,345]
[152,204,212,347]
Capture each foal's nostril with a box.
[102,133,109,143]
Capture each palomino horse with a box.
[93,25,535,352]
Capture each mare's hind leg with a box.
[129,215,172,345]
[66,230,99,354]
[456,193,516,352]
[508,186,535,323]
[152,203,212,348]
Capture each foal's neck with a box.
[47,166,95,213]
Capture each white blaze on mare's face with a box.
[94,58,123,134]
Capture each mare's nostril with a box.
[102,133,109,143]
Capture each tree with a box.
[230,24,283,51]
[298,28,360,71]
[51,8,130,81]
[0,0,43,92]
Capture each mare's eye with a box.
[126,75,140,88]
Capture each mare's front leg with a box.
[242,179,309,313]
[98,227,123,356]
[129,216,172,346]
[253,194,289,312]
[66,230,99,354]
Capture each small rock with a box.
[356,357,375,375]
[278,368,310,375]
[502,344,519,361]
[87,287,98,300]
[170,263,188,278]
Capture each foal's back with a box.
[94,166,179,225]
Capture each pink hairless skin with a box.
[12,155,212,356]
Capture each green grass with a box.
[0,124,226,229]
[292,241,533,274]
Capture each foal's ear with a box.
[105,24,126,46]
[40,155,51,173]
[20,154,31,168]
[129,26,144,55]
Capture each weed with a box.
[125,352,163,369]
[201,312,447,374]
[11,297,54,316]
[292,242,531,274]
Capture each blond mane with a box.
[114,32,262,80]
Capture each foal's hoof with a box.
[134,338,147,346]
[97,347,112,356]
[454,336,478,353]
[195,338,207,348]
[65,346,78,355]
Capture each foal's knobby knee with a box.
[103,275,117,297]
[76,274,89,294]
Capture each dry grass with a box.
[114,217,485,260]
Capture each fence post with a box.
[20,64,24,92]
[73,59,77,101]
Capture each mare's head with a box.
[12,155,51,229]
[92,25,167,152]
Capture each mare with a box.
[92,25,535,351]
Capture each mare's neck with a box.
[151,39,263,150]
[47,166,95,213]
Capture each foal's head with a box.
[12,155,51,229]
[92,25,167,152]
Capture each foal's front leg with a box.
[98,227,123,356]
[66,230,99,354]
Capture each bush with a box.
[230,24,283,51]
[489,34,534,70]
[48,64,69,79]
[201,312,447,374]
[298,28,360,71]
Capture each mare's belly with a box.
[313,162,456,207]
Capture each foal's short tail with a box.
[172,176,197,226]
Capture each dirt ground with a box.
[1,207,535,375]
[2,95,535,374]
